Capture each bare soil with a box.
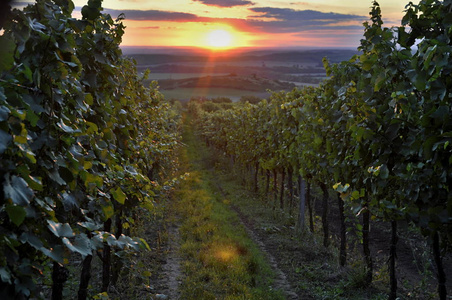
[158,225,182,299]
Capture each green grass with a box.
[174,115,393,299]
[170,117,284,299]
[191,138,390,299]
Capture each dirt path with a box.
[214,180,301,299]
[231,205,300,300]
[158,224,182,299]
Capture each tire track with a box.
[215,181,299,299]
[231,205,299,300]
[158,225,182,299]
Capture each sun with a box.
[206,29,233,49]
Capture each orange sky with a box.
[74,0,409,49]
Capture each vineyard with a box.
[0,1,180,298]
[191,1,452,299]
[1,0,452,299]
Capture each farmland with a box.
[126,47,356,101]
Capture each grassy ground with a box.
[179,119,391,299]
[136,113,444,300]
[169,117,285,299]
[187,131,444,299]
[213,170,389,300]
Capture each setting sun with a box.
[206,29,233,49]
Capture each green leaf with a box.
[106,234,118,247]
[0,267,12,284]
[374,73,386,91]
[49,168,66,185]
[19,232,44,250]
[83,173,103,188]
[112,187,126,204]
[85,93,94,105]
[86,121,98,134]
[0,35,15,72]
[57,119,79,133]
[5,205,27,226]
[0,130,12,154]
[24,175,43,191]
[62,234,92,257]
[62,192,79,211]
[26,109,39,127]
[423,136,438,159]
[4,175,34,206]
[0,106,10,121]
[40,246,64,263]
[81,5,100,20]
[140,199,154,211]
[47,220,74,238]
[139,238,151,251]
[77,221,102,231]
[379,165,389,179]
[101,202,114,220]
[414,72,427,90]
[430,105,448,123]
[333,183,350,193]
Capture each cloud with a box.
[11,1,34,7]
[138,26,160,29]
[192,0,254,8]
[102,6,366,35]
[250,7,363,22]
[244,7,366,33]
[103,8,200,21]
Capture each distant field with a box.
[161,87,271,101]
[132,49,353,101]
[148,73,229,80]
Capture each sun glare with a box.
[206,29,233,49]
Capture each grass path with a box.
[164,115,390,300]
[157,113,446,300]
[165,117,286,299]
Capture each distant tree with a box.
[211,97,232,103]
[240,95,262,104]
[201,101,221,112]
[219,102,234,110]
[189,96,208,103]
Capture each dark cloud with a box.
[103,8,199,21]
[192,0,254,8]
[245,7,366,33]
[11,1,34,7]
[250,7,363,22]
[102,6,365,34]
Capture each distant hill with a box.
[238,50,357,63]
[127,49,357,66]
[158,74,296,92]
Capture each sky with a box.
[23,0,411,49]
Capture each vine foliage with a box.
[195,1,452,298]
[0,0,179,298]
